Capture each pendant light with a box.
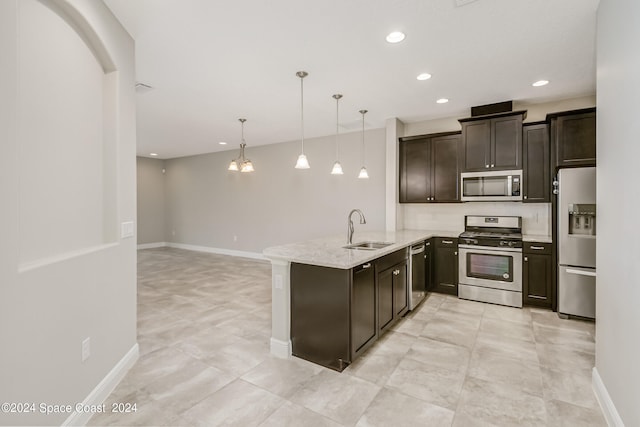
[227,118,254,173]
[358,109,369,179]
[331,94,344,175]
[294,71,310,169]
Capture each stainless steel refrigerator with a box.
[557,167,596,319]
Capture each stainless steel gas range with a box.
[458,215,523,308]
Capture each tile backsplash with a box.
[402,202,551,236]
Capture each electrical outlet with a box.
[82,337,91,362]
[121,221,134,238]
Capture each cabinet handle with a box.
[362,263,371,269]
[393,269,400,276]
[454,251,458,256]
[524,195,528,200]
[524,256,528,262]
[485,164,489,168]
[529,246,545,250]
[441,240,453,244]
[425,242,430,246]
[491,164,495,168]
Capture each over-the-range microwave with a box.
[460,170,522,202]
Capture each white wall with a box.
[0,1,137,425]
[137,157,166,245]
[399,96,596,235]
[164,129,386,254]
[594,0,640,425]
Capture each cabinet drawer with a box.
[434,237,458,248]
[375,248,408,272]
[523,242,551,254]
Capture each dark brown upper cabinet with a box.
[399,132,461,203]
[522,122,550,203]
[548,108,596,168]
[459,111,526,172]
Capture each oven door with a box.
[458,245,522,292]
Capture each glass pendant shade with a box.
[358,166,369,179]
[295,153,310,169]
[331,161,344,175]
[240,160,254,173]
[228,159,239,171]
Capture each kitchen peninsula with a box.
[263,229,457,370]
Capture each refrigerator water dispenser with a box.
[568,204,596,236]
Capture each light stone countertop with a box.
[523,234,553,243]
[263,229,460,269]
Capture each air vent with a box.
[135,82,154,94]
[471,101,513,117]
[455,0,478,7]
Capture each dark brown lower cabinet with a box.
[523,242,552,308]
[376,250,409,333]
[290,248,408,371]
[352,262,376,356]
[425,239,433,291]
[431,238,458,295]
[290,263,350,371]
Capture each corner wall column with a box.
[269,259,292,358]
[385,117,405,231]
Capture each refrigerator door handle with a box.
[565,268,597,277]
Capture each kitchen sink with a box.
[343,241,394,250]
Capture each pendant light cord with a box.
[300,75,305,154]
[334,95,341,159]
[360,110,367,165]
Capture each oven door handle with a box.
[458,244,522,253]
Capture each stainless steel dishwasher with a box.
[409,242,426,310]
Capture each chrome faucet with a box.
[347,209,367,244]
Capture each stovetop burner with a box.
[459,231,523,240]
[459,215,523,248]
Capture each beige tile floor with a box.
[88,247,606,426]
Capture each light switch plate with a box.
[121,221,134,238]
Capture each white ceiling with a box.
[104,0,599,159]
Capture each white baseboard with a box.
[270,337,292,359]
[593,367,625,427]
[137,242,167,250]
[62,343,139,427]
[167,242,266,261]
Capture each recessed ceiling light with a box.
[436,98,449,104]
[417,73,432,81]
[386,31,406,43]
[532,80,549,87]
[219,141,227,145]
[149,153,158,156]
